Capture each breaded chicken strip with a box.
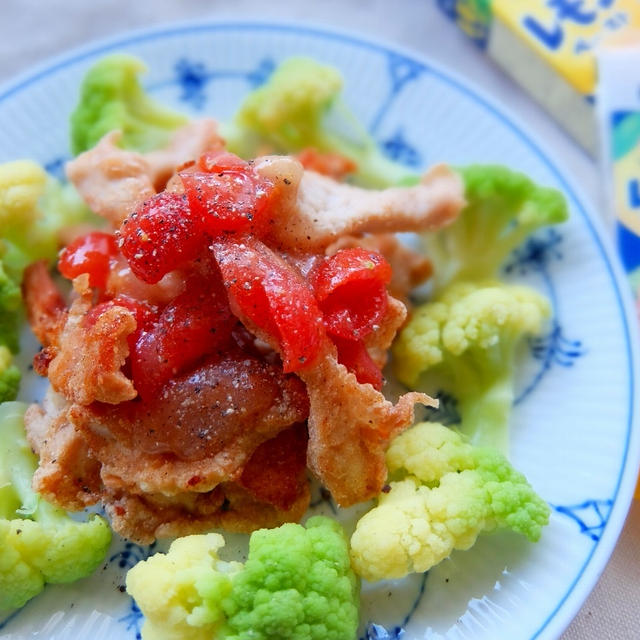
[254,156,464,251]
[67,119,224,227]
[299,348,434,506]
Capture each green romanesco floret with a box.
[126,516,359,640]
[0,260,22,355]
[350,421,549,582]
[425,165,568,293]
[70,54,188,155]
[394,280,550,452]
[223,57,418,188]
[0,347,20,402]
[0,402,112,611]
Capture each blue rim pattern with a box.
[0,21,635,640]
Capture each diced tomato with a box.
[212,236,326,372]
[130,264,235,400]
[179,153,274,236]
[310,248,392,340]
[58,231,118,289]
[119,192,206,285]
[332,335,384,390]
[85,296,156,330]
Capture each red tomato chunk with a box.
[130,265,235,400]
[311,248,392,341]
[179,154,274,237]
[212,236,326,373]
[119,192,205,285]
[58,231,118,289]
[332,335,383,391]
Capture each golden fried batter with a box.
[104,480,310,545]
[47,295,137,405]
[300,347,434,507]
[25,390,102,510]
[22,261,67,347]
[255,156,464,251]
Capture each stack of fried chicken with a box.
[22,120,464,543]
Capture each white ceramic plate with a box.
[0,21,638,640]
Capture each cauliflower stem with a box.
[0,402,112,611]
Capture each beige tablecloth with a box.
[0,1,637,638]
[562,498,639,639]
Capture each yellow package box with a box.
[439,0,640,155]
[598,44,640,290]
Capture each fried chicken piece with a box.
[69,354,309,495]
[327,233,433,303]
[104,480,310,545]
[145,118,225,190]
[25,372,310,544]
[44,293,137,405]
[300,347,435,507]
[67,119,224,227]
[23,265,138,404]
[21,261,67,347]
[254,156,464,251]
[24,390,102,510]
[66,131,156,227]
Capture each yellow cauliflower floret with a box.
[350,474,491,582]
[386,419,474,484]
[0,160,47,231]
[350,422,549,582]
[126,534,242,640]
[394,280,550,453]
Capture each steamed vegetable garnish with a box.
[425,165,569,293]
[70,53,188,155]
[0,402,112,611]
[394,280,550,452]
[350,421,549,582]
[222,57,418,188]
[126,516,359,640]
